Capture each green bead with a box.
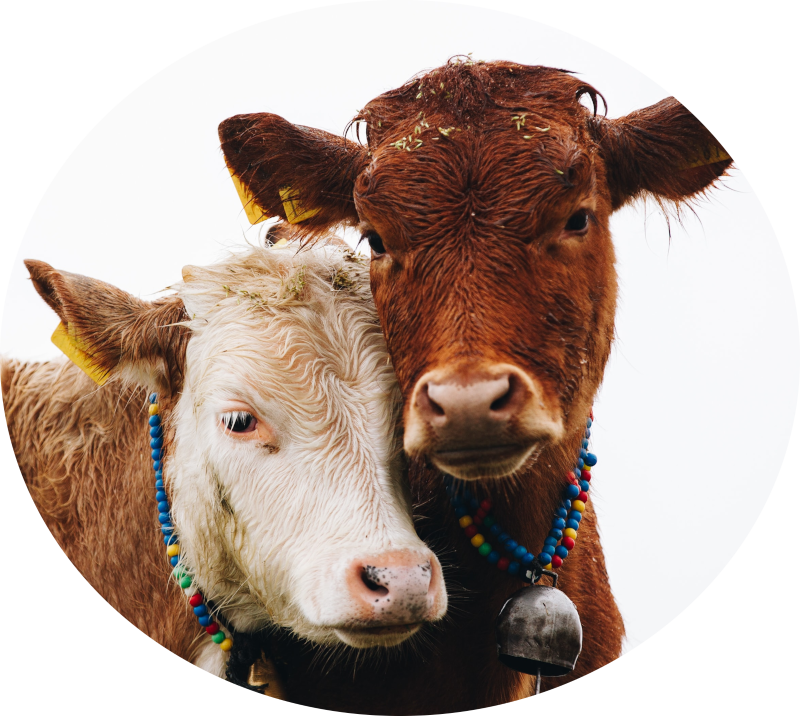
[172,567,186,580]
[478,543,492,557]
[483,515,495,528]
[180,576,192,589]
[211,631,225,644]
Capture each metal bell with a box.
[496,580,583,683]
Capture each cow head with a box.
[24,241,447,648]
[220,59,731,480]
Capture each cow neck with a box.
[444,412,596,585]
[147,393,276,693]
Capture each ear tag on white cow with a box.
[51,322,111,386]
[279,186,320,224]
[495,572,582,692]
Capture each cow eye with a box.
[362,230,386,256]
[565,210,589,233]
[221,411,256,433]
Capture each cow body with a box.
[4,241,447,688]
[220,58,730,709]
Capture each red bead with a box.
[464,525,478,538]
[497,557,510,571]
[590,408,594,420]
[205,623,219,635]
[578,491,589,502]
[581,470,592,481]
[562,537,575,550]
[551,555,563,568]
[473,516,483,526]
[566,471,577,484]
[480,499,492,512]
[475,508,487,520]
[189,594,203,607]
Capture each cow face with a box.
[24,244,447,649]
[220,60,731,480]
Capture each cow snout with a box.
[405,364,564,479]
[334,550,447,648]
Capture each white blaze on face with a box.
[166,245,446,648]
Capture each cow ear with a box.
[219,113,368,232]
[24,260,189,395]
[591,97,732,211]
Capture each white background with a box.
[1,1,797,714]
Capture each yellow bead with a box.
[564,528,578,540]
[583,464,591,472]
[219,638,233,652]
[149,404,159,416]
[471,534,485,548]
[459,516,473,529]
[544,563,552,571]
[572,500,585,513]
[166,544,180,557]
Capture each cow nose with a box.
[345,550,445,624]
[419,372,524,425]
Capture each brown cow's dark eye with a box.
[363,230,386,256]
[565,210,589,233]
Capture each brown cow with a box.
[219,58,731,711]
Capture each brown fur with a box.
[219,59,731,711]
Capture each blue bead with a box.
[521,552,535,565]
[556,507,568,519]
[153,461,161,471]
[544,536,558,547]
[580,480,590,492]
[151,437,164,449]
[549,528,563,540]
[164,534,178,545]
[514,545,528,559]
[158,512,172,524]
[582,439,589,449]
[566,484,580,499]
[580,449,588,460]
[152,449,163,460]
[585,452,598,467]
[498,533,510,544]
[193,605,208,617]
[555,545,569,559]
[455,507,467,518]
[538,552,552,565]
[170,555,180,567]
[552,518,566,530]
[155,480,164,490]
[563,499,572,510]
[150,426,163,438]
[566,519,580,531]
[149,393,158,404]
[504,540,518,553]
[569,511,583,523]
[155,469,163,479]
[543,544,556,556]
[157,501,170,513]
[577,458,584,469]
[469,498,480,511]
[574,468,581,478]
[149,415,161,427]
[156,491,167,502]
[585,429,591,439]
[508,561,520,576]
[198,615,212,627]
[489,524,502,537]
[586,418,592,428]
[161,525,174,536]
[487,551,500,564]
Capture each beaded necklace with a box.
[445,413,596,584]
[148,393,234,654]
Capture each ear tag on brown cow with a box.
[279,186,320,224]
[496,573,583,693]
[226,163,270,225]
[680,144,731,170]
[51,322,110,386]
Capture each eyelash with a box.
[220,411,256,433]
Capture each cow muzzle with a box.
[404,363,564,479]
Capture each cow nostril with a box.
[361,566,389,596]
[490,374,516,412]
[421,383,445,417]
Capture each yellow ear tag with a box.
[681,145,732,170]
[271,238,290,248]
[227,164,270,225]
[51,322,110,386]
[279,186,320,224]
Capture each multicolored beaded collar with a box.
[148,393,234,654]
[444,413,596,584]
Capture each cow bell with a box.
[496,581,582,678]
